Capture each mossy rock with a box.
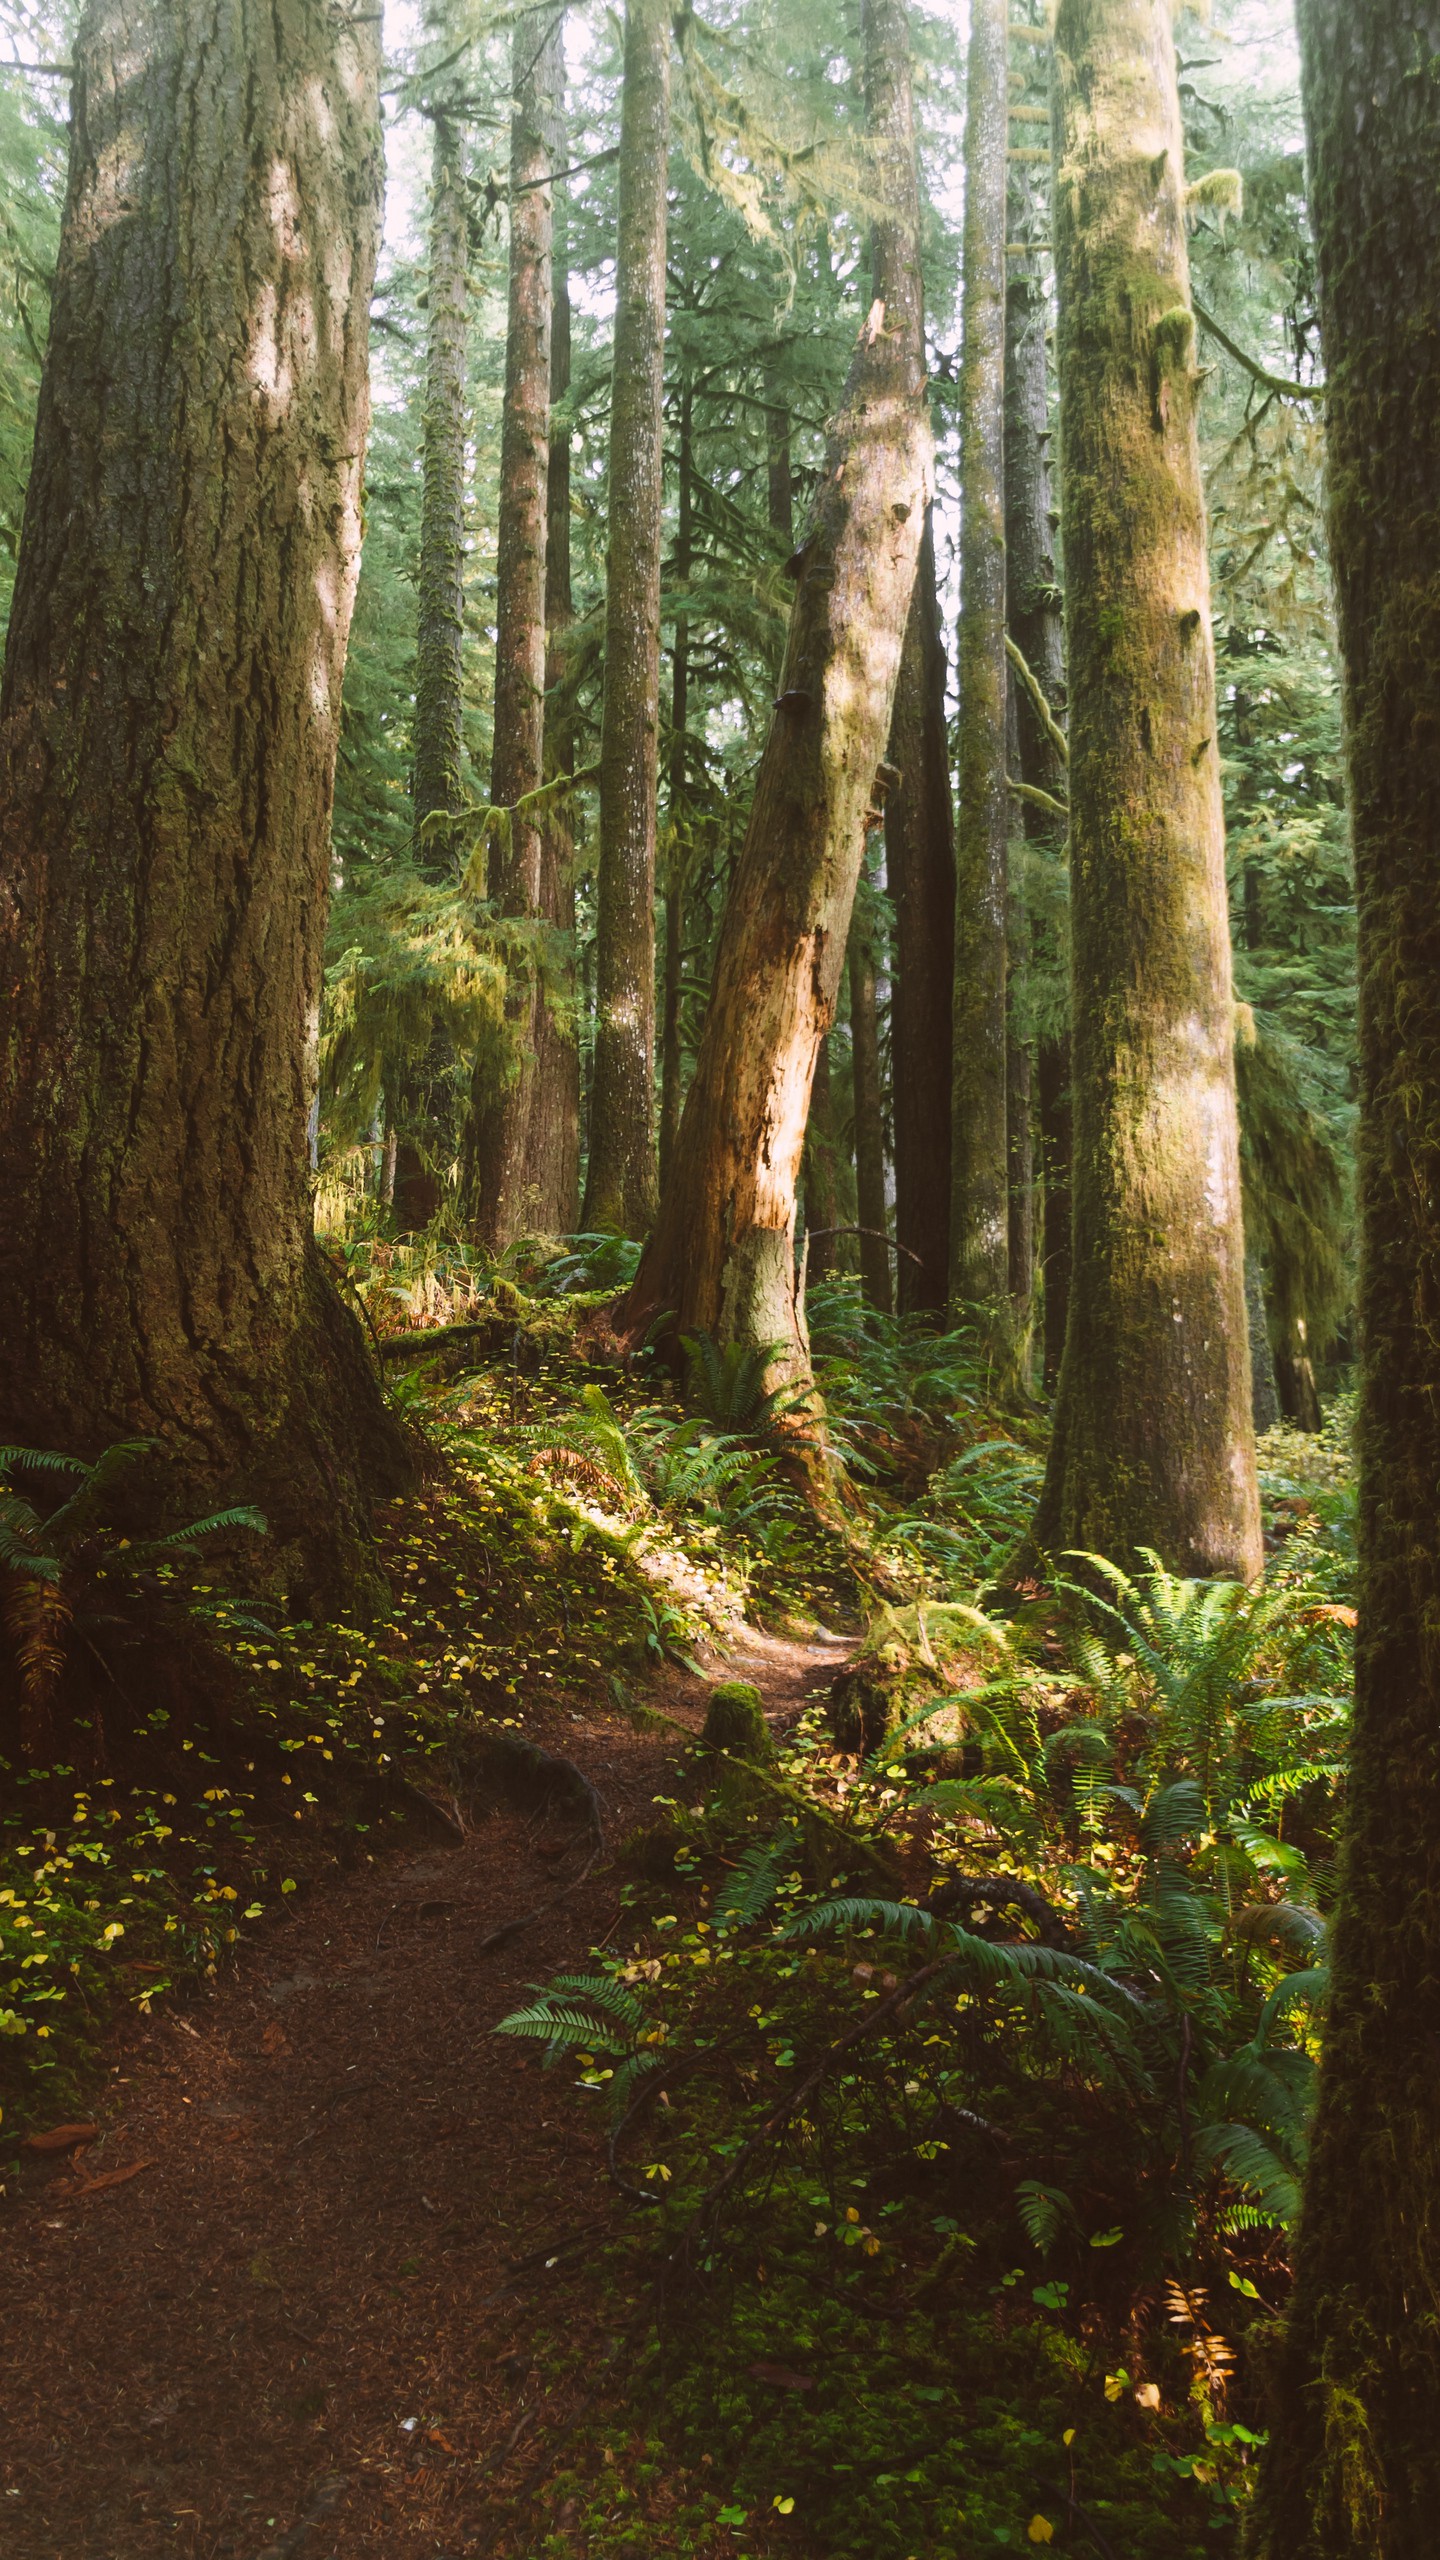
[702,1680,771,1760]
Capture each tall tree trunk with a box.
[463,8,559,1249]
[888,511,956,1318]
[528,198,582,1233]
[1005,145,1065,1340]
[583,0,670,1236]
[1005,903,1035,1312]
[1246,1258,1279,1436]
[1272,1313,1323,1434]
[659,376,694,1187]
[413,114,471,880]
[848,887,893,1315]
[1036,1033,1072,1393]
[0,0,406,1594]
[617,0,930,1383]
[803,1036,841,1289]
[1023,0,1260,1581]
[950,0,1011,1312]
[1255,9,1440,2544]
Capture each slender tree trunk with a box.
[617,0,930,1384]
[1036,1033,1072,1393]
[1254,12,1440,2548]
[0,0,406,1594]
[659,376,694,1187]
[583,0,670,1236]
[463,9,559,1249]
[1245,1258,1279,1436]
[848,889,893,1315]
[528,209,582,1233]
[413,114,471,879]
[1005,150,1065,1340]
[888,511,956,1317]
[950,0,1011,1312]
[803,1036,841,1289]
[1023,0,1260,1581]
[1005,910,1035,1311]
[1272,1314,1323,1434]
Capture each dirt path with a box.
[0,1629,850,2560]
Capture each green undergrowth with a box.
[0,1409,702,2139]
[481,1353,1358,2556]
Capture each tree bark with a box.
[803,1036,841,1290]
[887,511,955,1318]
[950,0,1012,1312]
[1005,147,1065,1341]
[0,0,407,1596]
[1023,0,1260,1582]
[1250,10,1434,2549]
[413,114,471,880]
[659,374,694,1188]
[463,8,559,1249]
[1036,1033,1072,1393]
[583,0,670,1236]
[1272,1314,1322,1435]
[1246,1258,1279,1436]
[616,0,930,1383]
[1253,29,1440,2513]
[527,203,582,1234]
[848,887,893,1315]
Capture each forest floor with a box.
[1,1625,852,2560]
[0,1265,1361,2560]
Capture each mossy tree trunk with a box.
[659,374,695,1188]
[463,8,560,1249]
[887,511,955,1318]
[528,205,582,1234]
[848,879,893,1315]
[950,0,1011,1314]
[1037,1033,1072,1392]
[413,113,472,881]
[0,0,408,1597]
[1252,8,1440,2546]
[616,0,930,1384]
[1024,0,1259,1582]
[1005,140,1064,1337]
[803,1036,841,1290]
[583,0,670,1237]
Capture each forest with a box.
[0,0,1435,2552]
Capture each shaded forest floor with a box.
[1,1257,1360,2558]
[1,1630,851,2560]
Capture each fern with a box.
[712,1828,797,1935]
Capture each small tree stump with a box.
[702,1681,771,1760]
